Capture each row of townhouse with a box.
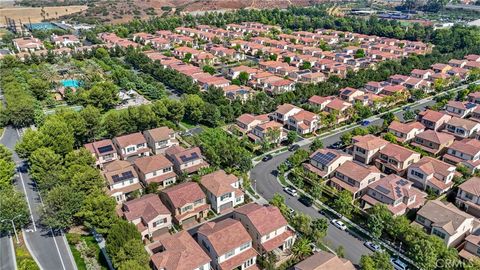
[364,54,479,95]
[98,32,140,48]
[117,169,243,240]
[146,202,296,270]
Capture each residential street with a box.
[0,127,77,270]
[250,98,438,265]
[0,233,16,270]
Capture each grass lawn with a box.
[67,233,109,270]
[14,233,40,270]
[180,120,197,129]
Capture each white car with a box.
[364,241,382,252]
[283,186,298,197]
[390,258,408,270]
[331,219,347,231]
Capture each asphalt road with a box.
[250,98,437,265]
[1,127,77,270]
[0,233,16,270]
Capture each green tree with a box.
[106,219,142,258]
[202,65,215,75]
[286,131,298,145]
[310,218,328,245]
[287,149,309,167]
[238,71,249,85]
[117,260,149,270]
[383,132,398,144]
[42,185,84,229]
[112,239,150,269]
[40,117,75,156]
[0,146,15,190]
[269,193,289,217]
[354,49,365,59]
[403,110,416,122]
[291,237,312,260]
[381,112,398,127]
[333,190,353,217]
[0,189,30,232]
[76,191,116,234]
[292,213,312,235]
[29,147,64,191]
[309,138,323,152]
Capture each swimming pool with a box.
[61,79,80,88]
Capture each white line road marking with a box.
[50,229,67,270]
[18,172,36,232]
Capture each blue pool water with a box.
[61,79,80,88]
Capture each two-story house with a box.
[84,139,118,167]
[329,160,383,199]
[113,132,150,160]
[375,143,421,176]
[197,218,258,270]
[233,203,296,255]
[414,200,476,247]
[271,104,303,125]
[165,146,209,175]
[456,177,480,218]
[120,194,172,240]
[407,157,456,194]
[444,117,480,139]
[102,160,143,203]
[338,87,365,102]
[459,234,480,261]
[417,110,452,131]
[351,134,389,164]
[248,121,286,144]
[322,98,353,123]
[444,101,477,118]
[133,155,176,189]
[468,92,480,104]
[387,121,425,143]
[235,114,270,133]
[160,182,210,227]
[361,174,427,216]
[200,170,244,214]
[443,139,480,173]
[287,110,319,135]
[143,127,179,155]
[411,130,455,156]
[303,149,353,178]
[149,231,212,270]
[308,95,334,110]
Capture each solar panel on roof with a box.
[342,89,352,95]
[466,103,477,109]
[375,186,390,194]
[98,145,114,154]
[312,151,338,166]
[396,179,408,186]
[111,171,134,183]
[179,152,200,163]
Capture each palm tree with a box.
[292,238,312,260]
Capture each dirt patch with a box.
[1,5,87,23]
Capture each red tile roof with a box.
[161,182,206,208]
[197,218,252,255]
[234,203,287,235]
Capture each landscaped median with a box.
[14,232,40,270]
[66,233,110,270]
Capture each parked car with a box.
[364,241,382,252]
[390,258,408,270]
[288,144,300,151]
[283,186,298,197]
[361,120,371,126]
[331,219,347,231]
[328,141,344,149]
[262,154,273,162]
[298,195,313,207]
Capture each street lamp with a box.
[1,214,23,244]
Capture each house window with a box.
[181,205,193,213]
[356,147,366,154]
[240,242,250,251]
[412,170,424,179]
[416,215,426,224]
[194,199,203,206]
[163,167,172,173]
[432,229,446,239]
[220,193,232,201]
[152,171,157,176]
[465,192,474,200]
[225,249,235,259]
[126,146,135,152]
[136,143,144,148]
